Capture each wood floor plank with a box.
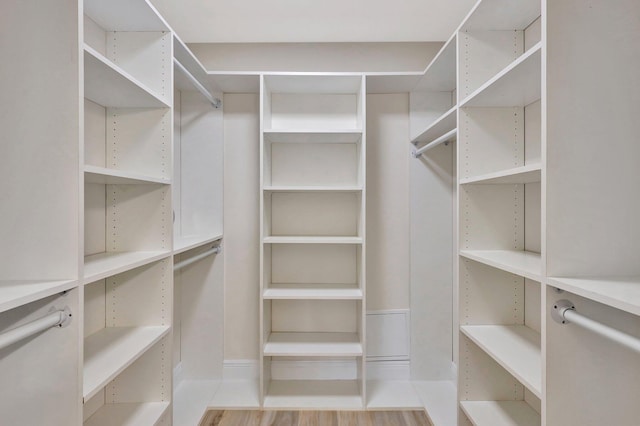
[200,409,431,426]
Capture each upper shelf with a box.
[84,251,171,284]
[548,276,640,317]
[263,283,363,300]
[174,234,223,256]
[264,74,363,95]
[84,45,170,108]
[461,43,541,108]
[461,325,542,398]
[411,106,457,146]
[84,166,170,185]
[84,0,170,32]
[0,280,77,314]
[264,185,363,193]
[264,332,363,357]
[460,0,540,31]
[413,34,457,93]
[460,249,542,281]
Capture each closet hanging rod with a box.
[412,129,457,158]
[552,299,640,354]
[174,245,222,271]
[174,59,222,109]
[0,307,72,351]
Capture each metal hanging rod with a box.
[552,299,640,354]
[174,245,222,272]
[174,59,222,109]
[412,128,457,158]
[0,307,72,351]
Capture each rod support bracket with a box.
[551,299,575,324]
[212,98,222,109]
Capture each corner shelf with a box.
[461,43,542,108]
[263,236,363,245]
[460,400,540,426]
[173,234,223,256]
[84,45,170,108]
[460,250,542,281]
[413,34,457,92]
[461,164,542,185]
[83,251,171,284]
[411,106,457,146]
[264,332,362,357]
[84,166,170,185]
[84,402,170,426]
[263,283,363,300]
[263,380,362,409]
[83,326,170,400]
[461,0,540,31]
[84,0,170,32]
[547,276,640,317]
[461,325,542,398]
[0,280,77,314]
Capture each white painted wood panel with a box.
[271,300,357,333]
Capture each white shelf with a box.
[366,380,424,409]
[174,234,223,255]
[263,129,363,144]
[264,74,363,94]
[461,325,542,398]
[548,276,640,317]
[411,106,457,146]
[84,0,170,32]
[264,332,362,356]
[84,166,170,185]
[460,401,540,426]
[84,402,170,426]
[264,236,363,245]
[209,380,260,409]
[461,164,542,185]
[412,381,457,426]
[414,33,457,92]
[173,380,220,426]
[83,326,170,400]
[0,279,77,314]
[264,185,362,193]
[461,43,542,108]
[84,251,171,284]
[460,250,542,281]
[461,0,540,31]
[84,45,170,108]
[263,283,362,300]
[263,380,362,409]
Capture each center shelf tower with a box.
[259,74,367,408]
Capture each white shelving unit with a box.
[82,2,173,425]
[260,74,367,409]
[455,1,543,424]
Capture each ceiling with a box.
[150,0,476,43]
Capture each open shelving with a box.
[0,280,78,314]
[84,402,170,426]
[83,326,170,400]
[261,74,367,408]
[84,251,171,285]
[460,250,542,282]
[461,325,541,397]
[84,165,170,185]
[460,164,541,185]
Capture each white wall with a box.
[150,0,476,43]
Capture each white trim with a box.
[367,360,411,380]
[223,359,259,380]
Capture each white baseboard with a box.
[367,360,411,380]
[223,359,259,380]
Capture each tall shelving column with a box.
[260,74,367,409]
[455,0,543,425]
[0,1,82,425]
[81,1,174,424]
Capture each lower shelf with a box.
[174,380,220,426]
[0,279,77,314]
[460,401,540,426]
[84,402,170,426]
[264,332,362,356]
[263,380,363,409]
[83,326,170,400]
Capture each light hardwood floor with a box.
[199,410,432,426]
